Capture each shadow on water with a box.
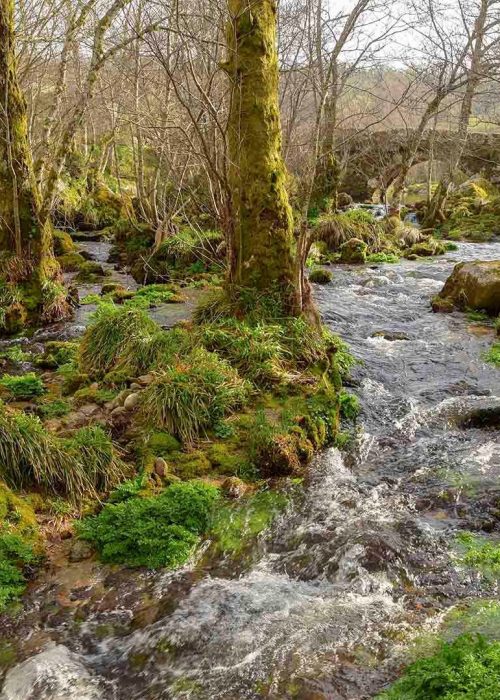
[1,242,499,699]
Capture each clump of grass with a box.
[0,373,45,400]
[35,341,79,369]
[0,407,125,500]
[35,397,71,419]
[77,480,220,568]
[141,348,249,443]
[376,634,500,699]
[485,342,500,366]
[132,284,183,306]
[79,304,157,376]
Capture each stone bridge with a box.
[336,129,500,200]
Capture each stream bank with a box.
[0,241,499,699]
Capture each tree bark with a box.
[0,0,65,328]
[225,0,298,314]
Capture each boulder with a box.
[432,260,500,315]
[339,238,367,264]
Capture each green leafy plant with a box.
[456,532,500,576]
[0,373,45,400]
[376,634,500,699]
[339,390,360,420]
[77,481,220,568]
[485,342,500,366]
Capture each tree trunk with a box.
[423,0,488,229]
[225,0,298,314]
[0,0,66,331]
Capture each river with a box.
[1,241,499,699]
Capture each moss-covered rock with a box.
[406,240,446,258]
[339,238,367,264]
[57,252,86,272]
[433,261,500,315]
[309,268,333,284]
[75,261,110,283]
[52,230,76,256]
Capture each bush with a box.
[140,348,249,442]
[77,481,220,568]
[309,268,333,284]
[0,373,45,400]
[376,634,500,699]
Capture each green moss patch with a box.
[211,490,288,555]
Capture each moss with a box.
[52,230,75,256]
[211,489,288,554]
[367,252,400,263]
[456,532,500,577]
[57,252,86,272]
[73,386,118,407]
[77,480,220,568]
[147,431,182,455]
[169,451,212,479]
[376,634,500,699]
[309,268,333,284]
[407,240,446,257]
[431,296,455,313]
[224,0,297,309]
[35,397,71,419]
[35,341,79,369]
[0,481,42,611]
[74,261,110,283]
[207,443,246,476]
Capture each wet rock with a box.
[1,644,103,699]
[137,374,154,386]
[69,540,94,563]
[432,260,500,315]
[371,331,410,341]
[221,477,247,499]
[123,392,140,410]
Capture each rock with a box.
[116,389,133,406]
[221,477,247,499]
[309,268,333,284]
[432,260,500,315]
[154,458,168,477]
[130,383,141,391]
[372,331,410,341]
[123,392,140,410]
[69,540,94,563]
[339,238,367,264]
[337,192,353,208]
[137,374,154,386]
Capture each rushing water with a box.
[1,242,500,700]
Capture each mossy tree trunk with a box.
[0,0,65,330]
[224,0,299,314]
